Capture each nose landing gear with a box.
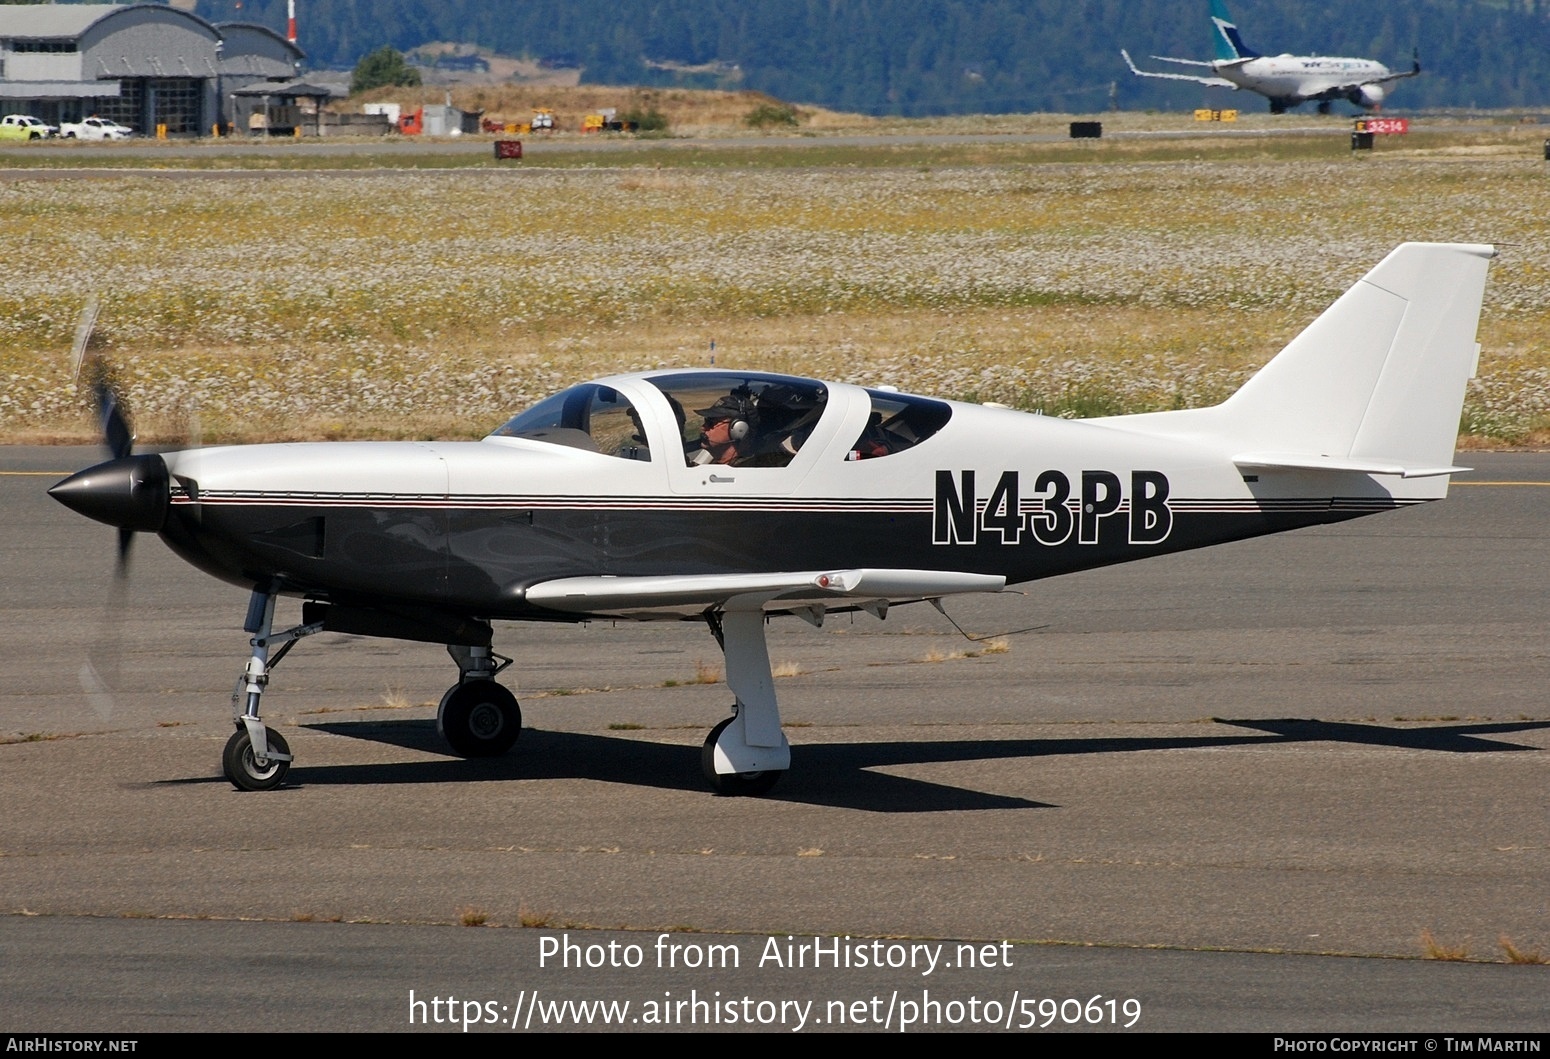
[222,588,315,792]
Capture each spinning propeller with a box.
[50,299,199,719]
[49,298,176,574]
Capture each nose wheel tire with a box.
[701,716,783,796]
[438,679,521,758]
[223,727,291,791]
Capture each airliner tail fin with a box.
[1210,0,1260,61]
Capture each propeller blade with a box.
[117,526,135,575]
[61,298,140,723]
[95,374,134,461]
[184,400,202,452]
[69,296,100,382]
[70,296,137,461]
[81,544,131,722]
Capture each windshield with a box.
[489,384,649,460]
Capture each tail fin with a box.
[1103,243,1494,487]
[1210,0,1259,61]
[1220,243,1493,477]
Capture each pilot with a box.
[688,391,759,466]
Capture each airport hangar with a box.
[0,3,306,136]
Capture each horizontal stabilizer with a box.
[1150,54,1218,67]
[1233,453,1471,479]
[1121,50,1236,88]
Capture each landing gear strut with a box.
[223,587,319,791]
[700,607,790,796]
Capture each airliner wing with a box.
[1337,52,1420,93]
[1370,59,1422,87]
[1121,50,1235,88]
[1320,69,1422,101]
[524,569,1006,620]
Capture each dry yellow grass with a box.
[517,904,554,928]
[1420,929,1471,961]
[351,82,857,135]
[6,125,1550,445]
[1499,934,1548,964]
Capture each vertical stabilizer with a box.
[1219,243,1493,473]
[1097,244,1495,488]
[1210,0,1259,61]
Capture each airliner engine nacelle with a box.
[1350,84,1386,108]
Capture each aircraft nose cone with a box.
[49,454,170,533]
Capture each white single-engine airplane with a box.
[52,242,1493,795]
[1122,0,1420,113]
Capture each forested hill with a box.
[182,0,1550,114]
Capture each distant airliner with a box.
[1122,0,1420,113]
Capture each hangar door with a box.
[94,78,205,136]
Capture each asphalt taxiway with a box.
[2,447,1546,1031]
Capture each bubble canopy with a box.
[489,371,951,464]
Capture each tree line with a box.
[182,0,1550,114]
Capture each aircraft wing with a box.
[1121,49,1236,88]
[1373,52,1422,86]
[1320,54,1421,97]
[523,568,1007,620]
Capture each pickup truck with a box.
[59,116,134,140]
[0,114,56,140]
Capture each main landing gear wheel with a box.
[701,716,783,797]
[438,679,521,758]
[223,727,291,792]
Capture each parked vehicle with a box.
[60,116,133,140]
[0,114,57,140]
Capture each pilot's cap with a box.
[696,394,757,422]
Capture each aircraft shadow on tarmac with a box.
[165,716,1549,813]
[1216,717,1550,753]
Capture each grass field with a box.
[3,115,1548,445]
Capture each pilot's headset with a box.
[700,391,758,441]
[728,386,761,440]
[725,402,754,441]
